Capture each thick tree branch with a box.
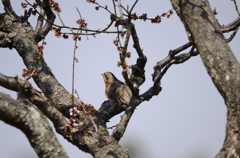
[0,92,68,158]
[171,0,240,105]
[0,73,110,154]
[97,100,127,123]
[0,10,130,156]
[0,73,77,135]
[171,0,240,157]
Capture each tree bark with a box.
[0,0,130,157]
[0,92,68,158]
[170,0,240,157]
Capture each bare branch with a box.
[127,23,147,91]
[131,23,144,58]
[129,0,138,15]
[0,73,72,135]
[34,0,56,42]
[35,6,45,34]
[111,96,141,141]
[2,0,17,17]
[221,16,240,33]
[22,8,33,22]
[233,0,240,16]
[226,26,239,43]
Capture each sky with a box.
[0,0,240,158]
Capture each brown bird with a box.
[102,72,132,105]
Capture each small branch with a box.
[221,16,240,33]
[171,42,193,56]
[2,0,17,17]
[233,0,240,16]
[28,0,56,42]
[41,0,56,37]
[112,0,117,16]
[35,4,45,34]
[130,23,144,58]
[122,71,136,95]
[22,8,32,22]
[91,2,114,15]
[75,90,98,132]
[226,26,239,42]
[123,31,131,50]
[111,96,141,141]
[129,0,138,15]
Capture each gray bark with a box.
[170,0,240,157]
[0,0,130,157]
[0,92,68,158]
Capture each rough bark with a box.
[1,0,240,157]
[170,0,240,157]
[0,0,130,157]
[0,92,68,158]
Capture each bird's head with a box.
[101,72,118,84]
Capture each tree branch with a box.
[2,0,17,17]
[226,26,239,43]
[35,0,45,35]
[221,16,240,33]
[0,73,75,135]
[34,0,56,42]
[171,1,240,157]
[111,96,141,141]
[0,92,68,158]
[97,100,127,123]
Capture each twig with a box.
[70,7,83,113]
[100,125,117,132]
[233,0,240,16]
[75,90,99,133]
[94,2,114,15]
[26,0,117,39]
[129,0,138,15]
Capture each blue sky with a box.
[0,0,239,158]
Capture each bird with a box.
[102,72,132,105]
